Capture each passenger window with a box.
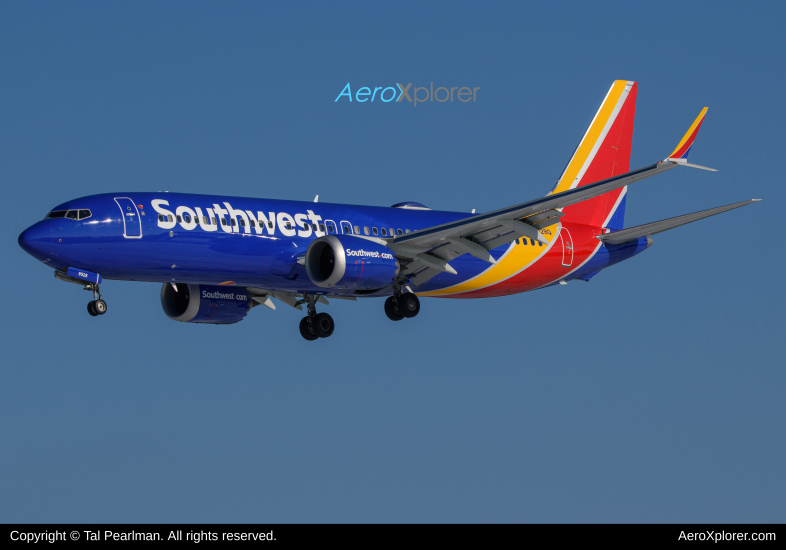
[405,229,411,233]
[66,210,78,219]
[184,214,191,223]
[390,228,395,236]
[364,227,370,235]
[397,229,403,235]
[159,214,164,222]
[177,215,182,223]
[529,238,535,246]
[249,220,255,227]
[168,215,174,222]
[328,225,335,234]
[268,221,273,229]
[372,227,378,235]
[211,217,216,225]
[231,219,236,227]
[285,222,292,230]
[381,228,388,236]
[354,225,360,234]
[538,241,543,246]
[239,219,245,227]
[221,218,227,226]
[319,224,325,232]
[204,216,209,225]
[342,224,351,234]
[78,210,91,220]
[312,224,318,231]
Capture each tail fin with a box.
[550,80,637,230]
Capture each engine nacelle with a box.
[305,234,400,290]
[160,284,251,324]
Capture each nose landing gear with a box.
[297,295,335,341]
[53,269,109,317]
[86,283,107,316]
[87,298,107,316]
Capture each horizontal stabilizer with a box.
[663,157,717,171]
[597,199,760,245]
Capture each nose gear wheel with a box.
[84,283,107,316]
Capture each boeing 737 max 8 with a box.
[18,80,759,340]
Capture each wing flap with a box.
[410,267,442,286]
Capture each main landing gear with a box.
[384,293,420,321]
[86,283,107,317]
[298,295,335,341]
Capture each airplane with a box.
[18,80,759,341]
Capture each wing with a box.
[378,108,716,286]
[246,287,356,311]
[385,162,677,284]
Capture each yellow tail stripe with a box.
[550,80,628,196]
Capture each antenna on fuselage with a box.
[314,195,319,203]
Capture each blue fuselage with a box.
[19,191,650,300]
[18,192,497,295]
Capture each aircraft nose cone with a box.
[18,222,52,261]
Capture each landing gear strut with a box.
[297,294,335,341]
[85,283,107,317]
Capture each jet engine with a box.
[160,283,251,324]
[305,234,399,290]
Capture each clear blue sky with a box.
[1,1,783,522]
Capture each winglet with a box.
[667,107,708,160]
[664,107,717,170]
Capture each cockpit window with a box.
[45,209,92,220]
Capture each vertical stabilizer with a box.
[549,80,637,230]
